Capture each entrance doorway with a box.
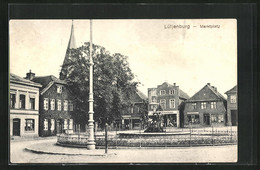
[203,114,210,125]
[231,110,237,126]
[56,120,63,134]
[13,118,20,136]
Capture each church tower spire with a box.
[60,20,77,80]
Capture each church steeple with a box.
[67,20,77,49]
[60,20,77,80]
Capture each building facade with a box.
[225,85,237,126]
[121,90,148,130]
[183,83,227,127]
[10,73,42,137]
[148,82,189,128]
[27,72,75,136]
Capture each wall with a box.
[10,82,40,137]
[39,83,75,136]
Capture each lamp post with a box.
[87,19,95,150]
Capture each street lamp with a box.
[87,19,95,150]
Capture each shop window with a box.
[169,99,175,108]
[44,98,49,110]
[10,93,16,108]
[19,94,25,109]
[57,100,61,111]
[25,119,34,131]
[211,115,218,123]
[201,102,206,109]
[210,102,217,109]
[188,115,200,124]
[29,98,35,110]
[64,100,68,111]
[160,99,166,109]
[44,119,48,131]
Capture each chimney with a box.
[173,83,176,86]
[207,83,210,86]
[25,69,35,80]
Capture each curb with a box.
[24,147,116,157]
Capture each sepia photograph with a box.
[9,19,237,164]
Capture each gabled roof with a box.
[32,75,67,95]
[179,89,190,100]
[225,85,237,94]
[10,73,42,88]
[157,82,190,100]
[136,89,148,101]
[186,83,226,102]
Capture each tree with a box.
[61,42,139,129]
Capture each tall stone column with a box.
[87,19,95,150]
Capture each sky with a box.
[9,19,237,97]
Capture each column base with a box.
[87,141,96,150]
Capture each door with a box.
[203,114,210,125]
[56,120,63,134]
[13,118,20,136]
[231,110,237,126]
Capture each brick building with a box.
[183,83,227,127]
[26,71,75,136]
[121,90,148,130]
[10,73,42,137]
[148,82,189,128]
[225,85,237,126]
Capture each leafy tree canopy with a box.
[60,42,140,128]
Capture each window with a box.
[218,115,224,123]
[211,114,218,123]
[50,119,55,130]
[188,115,200,124]
[64,100,68,111]
[69,119,73,129]
[169,89,175,95]
[29,98,35,110]
[19,94,25,109]
[44,119,48,131]
[210,102,217,109]
[44,98,49,110]
[192,103,196,109]
[230,95,236,103]
[169,99,175,108]
[50,99,55,110]
[63,119,68,130]
[131,107,134,114]
[25,119,34,131]
[57,86,62,93]
[10,93,16,108]
[201,102,206,109]
[151,96,156,102]
[57,100,61,111]
[69,101,73,111]
[160,90,166,95]
[160,99,166,109]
